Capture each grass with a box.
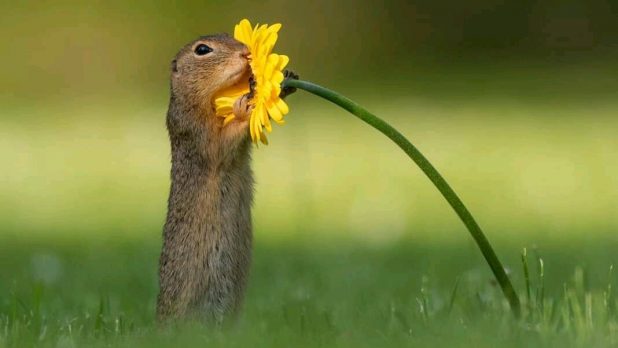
[2,236,618,347]
[1,93,618,346]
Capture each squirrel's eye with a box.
[194,44,213,56]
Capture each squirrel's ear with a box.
[171,59,178,73]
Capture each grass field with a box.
[1,91,618,347]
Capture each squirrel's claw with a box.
[280,70,299,99]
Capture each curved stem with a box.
[282,78,521,317]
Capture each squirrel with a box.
[156,33,296,324]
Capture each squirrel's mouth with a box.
[211,61,252,101]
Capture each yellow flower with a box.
[214,19,290,144]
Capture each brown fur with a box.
[156,34,255,323]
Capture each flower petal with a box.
[234,19,253,45]
[276,98,289,115]
[266,100,283,122]
[223,115,236,126]
[267,23,282,34]
[277,55,289,70]
[259,132,268,145]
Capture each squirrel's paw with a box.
[222,93,253,144]
[232,93,254,122]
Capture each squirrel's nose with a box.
[240,49,251,60]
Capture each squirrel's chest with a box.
[193,169,253,227]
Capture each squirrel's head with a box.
[167,34,252,159]
[170,34,250,113]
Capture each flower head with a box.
[215,19,290,144]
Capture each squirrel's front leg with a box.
[220,93,253,150]
[233,93,254,123]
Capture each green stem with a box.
[282,78,521,317]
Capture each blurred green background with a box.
[1,1,618,346]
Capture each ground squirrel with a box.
[156,33,296,324]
